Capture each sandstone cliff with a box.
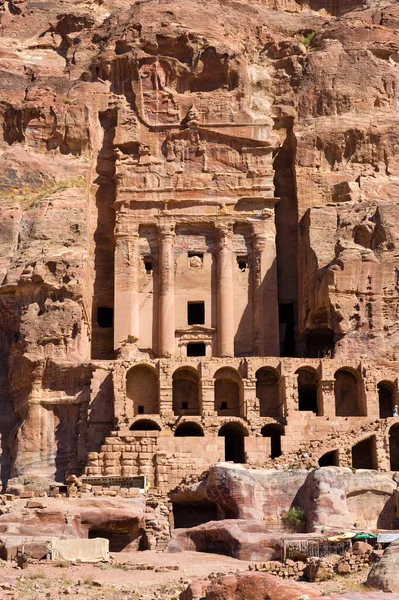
[0,0,398,484]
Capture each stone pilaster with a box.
[158,222,176,357]
[252,217,279,357]
[114,220,139,351]
[217,222,234,357]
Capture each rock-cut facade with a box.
[0,0,399,493]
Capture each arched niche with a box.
[174,422,204,437]
[296,367,319,414]
[130,419,161,431]
[378,381,395,419]
[318,450,339,467]
[172,368,200,416]
[352,436,377,470]
[334,368,363,417]
[126,365,159,416]
[214,368,241,417]
[256,367,281,418]
[218,422,248,463]
[261,424,284,459]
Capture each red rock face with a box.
[180,572,322,600]
[0,0,399,488]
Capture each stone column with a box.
[217,222,234,357]
[158,222,175,357]
[114,221,139,351]
[320,379,336,417]
[252,217,279,356]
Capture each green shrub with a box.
[283,507,306,528]
[301,31,315,47]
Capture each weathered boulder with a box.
[166,519,281,561]
[0,496,146,559]
[367,539,399,592]
[180,573,322,600]
[172,464,399,535]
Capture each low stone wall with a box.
[248,544,377,581]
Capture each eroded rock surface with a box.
[180,573,322,600]
[171,464,399,534]
[0,0,398,500]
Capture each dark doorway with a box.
[173,501,218,529]
[218,423,246,463]
[390,425,399,471]
[306,329,334,358]
[97,307,113,328]
[130,419,161,431]
[187,343,206,356]
[175,422,204,436]
[279,303,295,357]
[261,424,283,459]
[352,437,377,470]
[379,381,395,418]
[89,530,131,552]
[296,368,319,413]
[188,302,205,325]
[318,450,339,467]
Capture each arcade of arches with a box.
[84,356,399,489]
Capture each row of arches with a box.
[126,364,397,418]
[130,420,399,471]
[318,424,399,471]
[130,419,283,463]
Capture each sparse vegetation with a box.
[53,560,70,568]
[25,570,47,580]
[301,31,315,47]
[2,177,87,211]
[282,506,306,529]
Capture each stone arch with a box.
[256,367,281,418]
[218,421,248,463]
[378,381,396,419]
[334,368,363,417]
[261,424,284,459]
[172,367,200,416]
[296,367,319,414]
[126,364,159,416]
[130,419,161,431]
[389,424,399,471]
[352,435,377,470]
[318,449,339,467]
[214,367,242,417]
[175,422,204,437]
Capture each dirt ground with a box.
[0,550,373,600]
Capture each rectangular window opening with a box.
[188,252,203,268]
[220,401,228,410]
[97,307,113,328]
[144,257,153,273]
[237,256,248,271]
[137,405,144,414]
[187,342,206,357]
[181,402,188,410]
[188,301,205,325]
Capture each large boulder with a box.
[180,573,322,600]
[0,496,146,559]
[166,519,281,561]
[367,539,399,592]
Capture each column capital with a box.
[217,221,234,249]
[115,219,139,240]
[158,221,175,240]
